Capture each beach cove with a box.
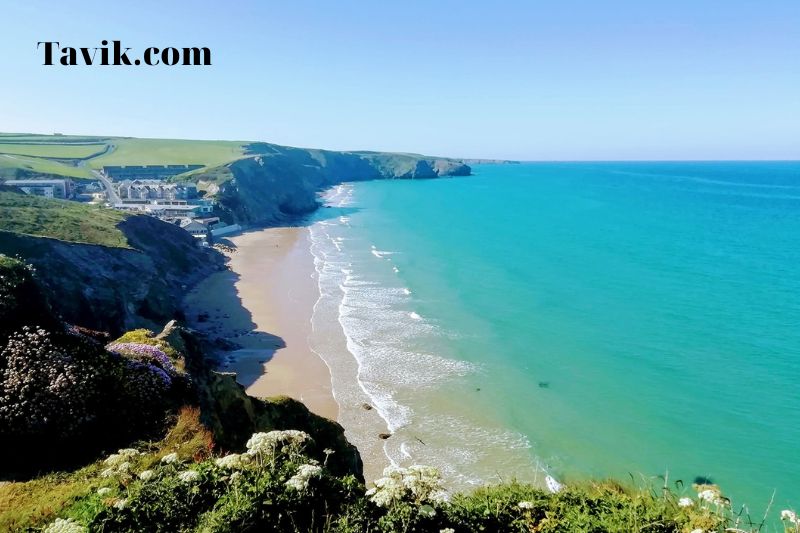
[183,225,396,482]
[185,161,800,514]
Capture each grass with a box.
[0,190,129,247]
[0,407,214,532]
[0,133,110,144]
[90,138,247,168]
[0,133,249,179]
[0,153,93,179]
[0,143,107,160]
[0,471,106,532]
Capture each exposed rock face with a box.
[197,143,471,225]
[153,322,364,480]
[0,216,224,335]
[202,372,363,479]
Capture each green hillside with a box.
[0,143,106,159]
[0,153,94,179]
[0,189,128,247]
[91,138,246,168]
[0,133,248,180]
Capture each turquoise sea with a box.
[307,162,800,518]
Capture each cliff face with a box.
[202,372,363,479]
[195,143,471,225]
[0,216,224,335]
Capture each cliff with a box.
[0,213,224,335]
[192,143,471,225]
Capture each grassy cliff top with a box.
[0,133,468,182]
[0,190,129,247]
[0,133,249,180]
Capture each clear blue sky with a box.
[0,0,798,160]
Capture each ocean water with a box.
[307,162,800,516]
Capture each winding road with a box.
[92,169,120,204]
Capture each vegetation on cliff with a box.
[191,143,471,225]
[0,258,361,530]
[0,190,128,248]
[0,191,225,334]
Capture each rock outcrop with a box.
[202,372,363,479]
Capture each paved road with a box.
[92,169,120,204]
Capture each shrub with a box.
[0,327,185,475]
[0,327,116,439]
[33,424,771,533]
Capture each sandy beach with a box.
[184,227,338,421]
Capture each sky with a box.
[0,0,798,160]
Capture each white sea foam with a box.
[306,183,547,489]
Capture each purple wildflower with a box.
[124,359,172,392]
[107,343,177,376]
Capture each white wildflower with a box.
[138,470,155,481]
[782,510,799,524]
[697,489,716,502]
[97,487,112,496]
[678,497,694,507]
[42,517,87,533]
[367,464,446,507]
[440,529,455,533]
[116,461,131,473]
[518,501,535,510]
[695,485,726,506]
[178,469,200,483]
[117,448,139,457]
[689,529,704,533]
[215,453,249,470]
[104,448,140,467]
[229,471,242,483]
[245,430,312,457]
[113,498,128,510]
[100,467,117,478]
[370,472,405,507]
[285,463,323,491]
[161,452,179,464]
[323,448,335,455]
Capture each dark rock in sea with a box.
[538,381,550,389]
[362,403,373,411]
[378,433,392,440]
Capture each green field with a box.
[91,138,246,167]
[0,133,248,179]
[0,190,128,247]
[0,154,93,179]
[0,143,107,159]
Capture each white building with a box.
[116,180,197,201]
[5,179,73,199]
[112,203,202,219]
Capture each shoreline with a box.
[184,226,338,421]
[182,213,549,490]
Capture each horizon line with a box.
[1,131,798,164]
